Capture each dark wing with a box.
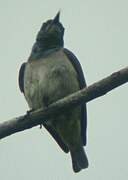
[64,48,87,146]
[43,123,69,153]
[18,63,26,93]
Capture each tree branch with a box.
[0,66,128,140]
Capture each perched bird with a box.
[19,11,88,173]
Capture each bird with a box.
[18,11,88,173]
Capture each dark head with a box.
[36,11,64,50]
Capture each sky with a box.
[0,0,128,179]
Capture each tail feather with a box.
[70,146,88,173]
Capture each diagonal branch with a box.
[0,66,128,140]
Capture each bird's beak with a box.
[45,11,60,33]
[52,11,60,24]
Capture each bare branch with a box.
[0,66,128,140]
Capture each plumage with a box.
[19,12,88,172]
[18,62,26,93]
[63,48,87,145]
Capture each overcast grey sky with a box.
[0,0,128,179]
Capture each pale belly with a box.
[24,49,80,110]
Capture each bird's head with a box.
[36,11,64,49]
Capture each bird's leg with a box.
[25,109,43,128]
[27,109,34,115]
[25,109,35,119]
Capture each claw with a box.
[25,109,34,119]
[40,124,43,129]
[27,109,34,114]
[26,109,43,129]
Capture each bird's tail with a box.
[70,146,88,173]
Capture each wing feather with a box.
[18,63,26,93]
[64,48,87,145]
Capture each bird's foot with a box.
[40,124,43,129]
[25,109,43,129]
[25,109,34,119]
